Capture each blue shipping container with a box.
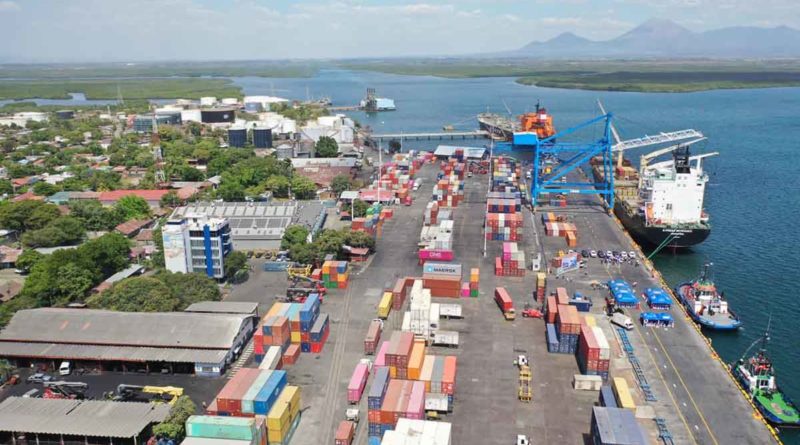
[310,314,329,342]
[599,386,618,408]
[253,370,287,415]
[368,367,390,410]
[546,323,559,353]
[301,342,311,353]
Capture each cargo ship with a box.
[478,102,556,142]
[675,263,741,331]
[732,321,800,427]
[592,144,715,249]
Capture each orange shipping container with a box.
[442,356,457,395]
[407,340,426,380]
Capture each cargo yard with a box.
[212,149,778,445]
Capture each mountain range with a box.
[512,19,800,58]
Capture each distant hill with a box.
[513,18,800,58]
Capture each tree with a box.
[0,179,13,196]
[0,200,61,231]
[289,242,319,265]
[345,230,376,252]
[21,249,96,307]
[22,217,85,248]
[224,251,248,279]
[315,136,339,158]
[114,195,151,220]
[15,250,44,272]
[32,181,60,197]
[265,175,290,199]
[27,204,62,230]
[151,226,165,268]
[152,396,196,440]
[88,277,178,312]
[69,200,123,231]
[281,225,309,250]
[218,181,245,202]
[351,199,369,218]
[160,191,181,208]
[78,233,131,280]
[52,263,95,306]
[153,270,221,308]
[331,175,353,197]
[291,176,317,200]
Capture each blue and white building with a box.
[162,215,233,280]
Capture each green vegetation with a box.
[0,232,132,325]
[114,195,151,220]
[351,199,369,218]
[282,226,375,265]
[87,270,221,312]
[331,174,353,197]
[0,78,242,100]
[225,250,248,280]
[69,200,125,231]
[342,59,800,92]
[270,103,328,125]
[0,62,319,80]
[152,396,197,440]
[0,201,86,248]
[315,136,339,158]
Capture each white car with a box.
[605,250,613,258]
[628,251,636,259]
[59,361,71,376]
[589,250,597,258]
[621,251,628,259]
[517,435,531,445]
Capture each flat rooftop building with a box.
[0,308,254,376]
[0,397,170,445]
[171,201,326,251]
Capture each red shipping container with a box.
[215,368,261,413]
[335,421,355,445]
[546,296,558,324]
[283,343,301,366]
[556,287,570,306]
[556,304,581,335]
[364,320,382,355]
[579,324,601,361]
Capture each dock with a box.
[228,156,779,445]
[367,130,489,142]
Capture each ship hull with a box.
[732,368,800,427]
[615,201,710,249]
[478,119,514,142]
[675,283,742,331]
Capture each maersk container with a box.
[185,415,259,441]
[254,370,288,415]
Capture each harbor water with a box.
[233,69,800,441]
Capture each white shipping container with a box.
[390,419,452,445]
[573,374,603,391]
[258,346,282,370]
[429,303,440,330]
[402,311,411,332]
[591,327,611,360]
[438,304,462,319]
[424,393,449,412]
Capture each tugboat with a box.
[675,263,741,330]
[732,319,800,427]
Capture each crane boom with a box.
[597,100,622,145]
[613,129,704,152]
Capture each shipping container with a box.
[365,319,383,355]
[347,363,370,404]
[368,366,391,410]
[378,292,393,319]
[216,368,262,414]
[259,346,283,371]
[375,341,389,368]
[612,377,636,410]
[254,370,288,415]
[267,386,301,443]
[186,415,261,441]
[599,385,618,408]
[335,421,355,445]
[591,406,648,445]
[241,370,272,414]
[494,287,515,319]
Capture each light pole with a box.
[483,137,494,258]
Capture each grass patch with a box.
[0,78,242,100]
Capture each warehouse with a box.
[171,201,326,251]
[0,397,170,445]
[0,308,255,376]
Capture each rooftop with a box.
[0,308,248,350]
[0,397,170,438]
[184,301,259,315]
[98,189,171,202]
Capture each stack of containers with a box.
[385,331,414,379]
[299,294,321,352]
[546,296,558,324]
[255,316,290,364]
[309,313,329,354]
[376,380,427,437]
[466,268,479,298]
[266,386,301,445]
[544,221,578,247]
[424,202,439,225]
[364,319,383,355]
[495,242,526,277]
[422,262,462,298]
[556,287,570,306]
[335,421,356,445]
[536,272,547,301]
[381,419,452,445]
[590,406,648,445]
[374,341,390,368]
[408,281,432,337]
[418,219,454,264]
[282,344,300,366]
[214,369,288,417]
[390,277,414,310]
[322,261,350,289]
[407,339,427,380]
[553,304,581,354]
[420,355,457,405]
[368,367,391,437]
[490,157,522,193]
[347,362,370,404]
[577,324,611,381]
[185,416,266,445]
[485,191,523,242]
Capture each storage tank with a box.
[276,146,293,160]
[200,96,217,107]
[253,127,273,148]
[317,116,338,127]
[281,119,296,134]
[181,109,202,123]
[55,110,75,120]
[221,97,239,106]
[201,108,236,124]
[176,99,194,106]
[228,126,247,148]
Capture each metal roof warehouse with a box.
[0,308,255,376]
[0,397,170,445]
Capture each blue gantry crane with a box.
[496,112,616,210]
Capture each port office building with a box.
[0,308,255,376]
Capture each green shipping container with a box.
[186,415,258,441]
[470,290,479,298]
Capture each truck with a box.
[432,330,459,348]
[610,312,634,330]
[438,303,463,319]
[494,287,516,321]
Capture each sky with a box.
[0,0,798,62]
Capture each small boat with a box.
[675,263,741,330]
[732,320,800,427]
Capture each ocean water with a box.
[233,69,800,440]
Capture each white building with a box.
[0,112,49,127]
[299,114,355,145]
[162,215,233,280]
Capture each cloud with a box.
[0,1,19,12]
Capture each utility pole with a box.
[483,137,494,257]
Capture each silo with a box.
[55,110,75,120]
[228,126,247,148]
[253,127,273,148]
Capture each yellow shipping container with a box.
[290,331,301,343]
[584,315,596,327]
[378,292,393,319]
[612,377,636,410]
[389,365,397,379]
[407,340,426,380]
[536,272,546,288]
[267,386,301,441]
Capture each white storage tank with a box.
[200,96,217,107]
[317,116,338,127]
[281,119,296,134]
[221,97,239,106]
[181,109,202,123]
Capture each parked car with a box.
[589,250,597,258]
[605,250,613,259]
[620,251,628,259]
[598,251,606,259]
[580,249,590,258]
[26,373,53,384]
[628,251,637,259]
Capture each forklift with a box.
[284,275,326,303]
[43,381,88,400]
